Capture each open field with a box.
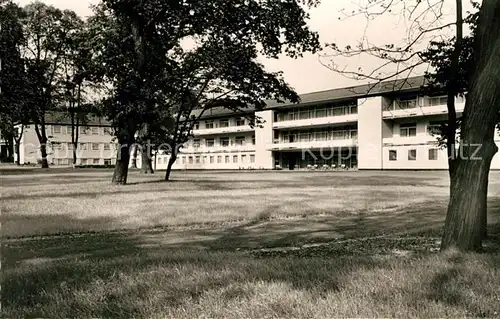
[2,169,500,317]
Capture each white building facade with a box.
[16,118,117,166]
[13,76,500,170]
[153,76,500,171]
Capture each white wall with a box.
[357,97,384,169]
[254,110,274,169]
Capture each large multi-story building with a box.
[152,76,500,171]
[10,76,500,170]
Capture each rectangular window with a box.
[233,155,238,163]
[91,127,99,135]
[205,120,214,129]
[315,108,326,118]
[104,144,111,151]
[67,143,74,150]
[400,123,417,137]
[350,105,358,114]
[217,156,222,163]
[193,139,201,148]
[241,155,247,164]
[80,143,88,150]
[205,138,215,147]
[194,123,200,130]
[81,158,87,165]
[396,95,418,109]
[188,156,193,164]
[182,157,186,164]
[389,150,397,161]
[219,119,229,128]
[93,158,100,164]
[104,159,112,165]
[92,143,100,151]
[408,149,417,161]
[429,148,438,160]
[252,135,256,145]
[204,156,208,164]
[52,125,61,134]
[235,136,246,146]
[195,156,201,164]
[250,154,255,163]
[80,127,89,135]
[236,118,245,126]
[225,155,230,163]
[210,156,214,164]
[220,137,230,147]
[424,95,448,107]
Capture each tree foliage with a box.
[0,0,28,163]
[90,0,321,184]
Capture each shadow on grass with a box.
[427,250,500,317]
[2,224,380,318]
[2,208,500,317]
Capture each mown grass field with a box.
[2,168,500,318]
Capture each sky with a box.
[15,0,468,94]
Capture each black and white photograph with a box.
[1,0,499,317]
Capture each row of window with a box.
[388,149,439,161]
[178,154,256,165]
[192,136,256,148]
[194,118,248,130]
[275,103,358,122]
[277,129,358,143]
[387,95,466,111]
[53,158,114,165]
[51,125,113,136]
[398,121,446,137]
[51,142,116,151]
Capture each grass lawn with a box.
[2,169,500,317]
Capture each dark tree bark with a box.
[112,130,135,184]
[15,142,21,165]
[40,141,49,168]
[71,85,81,167]
[165,154,177,181]
[441,0,500,251]
[140,143,154,174]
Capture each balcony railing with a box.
[269,138,357,151]
[193,125,254,136]
[383,95,466,118]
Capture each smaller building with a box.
[16,113,117,166]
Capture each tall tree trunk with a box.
[445,0,463,177]
[6,135,14,162]
[441,0,500,251]
[112,140,132,185]
[165,154,177,181]
[112,128,135,184]
[131,145,138,168]
[140,143,154,174]
[15,142,21,165]
[40,140,49,168]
